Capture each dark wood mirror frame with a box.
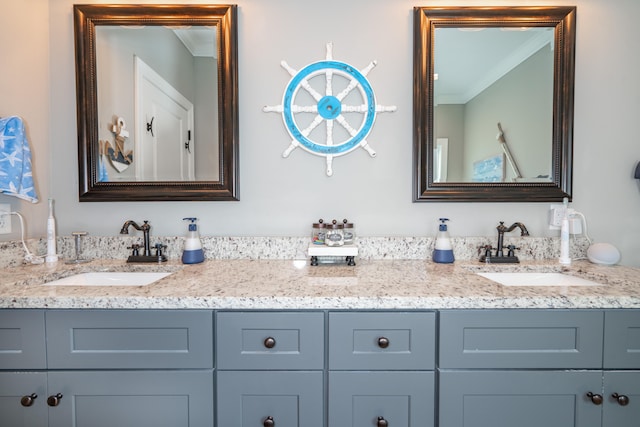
[74,4,238,201]
[413,6,576,202]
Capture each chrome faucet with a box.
[480,221,529,264]
[120,220,167,262]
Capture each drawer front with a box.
[604,310,640,369]
[217,370,324,427]
[216,311,324,370]
[0,310,46,369]
[439,309,604,369]
[329,311,436,370]
[46,310,213,369]
[328,371,435,427]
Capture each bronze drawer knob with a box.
[263,415,275,427]
[20,393,37,407]
[586,392,603,405]
[47,393,63,407]
[612,393,630,406]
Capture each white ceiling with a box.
[434,27,554,105]
[173,27,217,59]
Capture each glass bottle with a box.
[342,219,355,245]
[311,219,326,245]
[325,220,344,247]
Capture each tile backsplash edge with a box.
[0,236,589,269]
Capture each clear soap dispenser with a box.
[182,218,204,264]
[433,218,455,264]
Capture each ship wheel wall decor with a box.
[264,43,396,176]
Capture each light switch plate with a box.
[0,204,11,234]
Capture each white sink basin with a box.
[477,272,604,287]
[44,272,173,287]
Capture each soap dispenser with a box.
[433,218,455,264]
[182,218,204,264]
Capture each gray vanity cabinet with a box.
[215,311,325,427]
[0,309,214,427]
[438,309,640,427]
[328,312,437,427]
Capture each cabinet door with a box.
[217,370,323,427]
[0,372,47,427]
[604,371,640,427]
[47,370,213,427]
[439,370,602,427]
[329,371,435,427]
[0,310,46,369]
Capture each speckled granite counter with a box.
[1,259,639,309]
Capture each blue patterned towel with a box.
[0,116,38,203]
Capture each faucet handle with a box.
[506,244,520,257]
[127,244,141,256]
[154,243,167,257]
[478,245,493,257]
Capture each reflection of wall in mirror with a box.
[95,26,219,182]
[435,44,553,183]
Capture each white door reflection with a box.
[433,138,448,183]
[135,56,194,181]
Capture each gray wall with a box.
[2,0,640,267]
[464,45,553,181]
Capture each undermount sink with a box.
[477,272,604,287]
[43,272,173,287]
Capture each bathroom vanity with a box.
[1,259,639,427]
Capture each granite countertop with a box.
[1,258,639,310]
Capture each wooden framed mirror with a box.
[74,4,238,201]
[413,6,576,202]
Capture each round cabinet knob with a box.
[47,393,63,407]
[377,416,389,427]
[263,415,275,427]
[377,337,390,349]
[612,393,630,406]
[586,392,603,405]
[20,393,37,407]
[264,337,276,349]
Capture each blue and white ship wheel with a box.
[264,43,396,176]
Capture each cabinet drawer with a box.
[604,310,640,369]
[216,311,324,370]
[46,310,213,369]
[0,310,46,369]
[328,371,435,427]
[217,370,324,427]
[329,311,436,370]
[439,309,603,369]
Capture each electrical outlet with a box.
[548,204,566,230]
[0,204,11,234]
